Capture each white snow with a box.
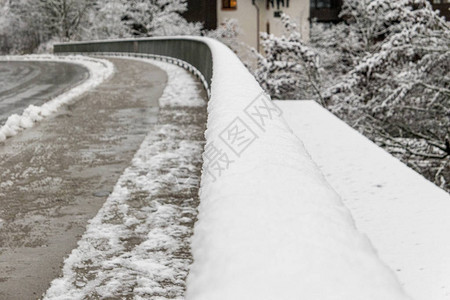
[277,100,450,300]
[184,38,409,300]
[42,37,433,299]
[0,55,114,142]
[44,58,205,299]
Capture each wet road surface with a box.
[0,61,88,124]
[0,58,167,299]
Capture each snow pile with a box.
[184,38,410,299]
[0,55,114,142]
[44,59,206,299]
[150,62,206,107]
[277,100,450,300]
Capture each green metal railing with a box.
[54,38,213,92]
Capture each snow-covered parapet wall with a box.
[185,38,410,299]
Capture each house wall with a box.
[264,0,309,41]
[217,0,310,51]
[217,0,259,50]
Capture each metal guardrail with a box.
[53,38,213,93]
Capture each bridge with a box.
[0,37,449,299]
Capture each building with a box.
[184,0,310,51]
[182,0,218,30]
[310,0,342,22]
[217,0,309,51]
[430,0,450,20]
[183,0,449,52]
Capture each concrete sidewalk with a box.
[0,58,167,299]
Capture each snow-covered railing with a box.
[54,38,410,299]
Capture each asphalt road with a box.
[0,61,88,124]
[0,58,168,299]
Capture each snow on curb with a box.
[0,55,114,142]
[107,55,206,108]
[184,38,411,299]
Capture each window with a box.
[316,0,332,8]
[311,0,339,9]
[222,0,237,9]
[267,0,290,9]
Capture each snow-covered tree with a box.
[206,19,241,51]
[0,0,46,53]
[84,0,129,40]
[0,0,203,53]
[0,0,93,53]
[253,1,449,190]
[322,0,450,190]
[253,14,323,102]
[37,0,94,41]
[0,0,10,53]
[205,18,256,66]
[120,0,201,37]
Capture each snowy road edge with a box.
[43,57,205,299]
[0,54,114,142]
